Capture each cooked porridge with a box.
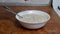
[20,14,47,23]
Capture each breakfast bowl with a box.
[16,10,50,29]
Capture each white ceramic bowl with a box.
[16,10,50,29]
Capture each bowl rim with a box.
[15,10,50,24]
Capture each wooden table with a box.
[0,6,60,34]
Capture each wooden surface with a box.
[0,6,60,34]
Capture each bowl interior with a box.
[16,10,50,24]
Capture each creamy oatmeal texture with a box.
[20,14,47,23]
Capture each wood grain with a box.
[0,6,60,34]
